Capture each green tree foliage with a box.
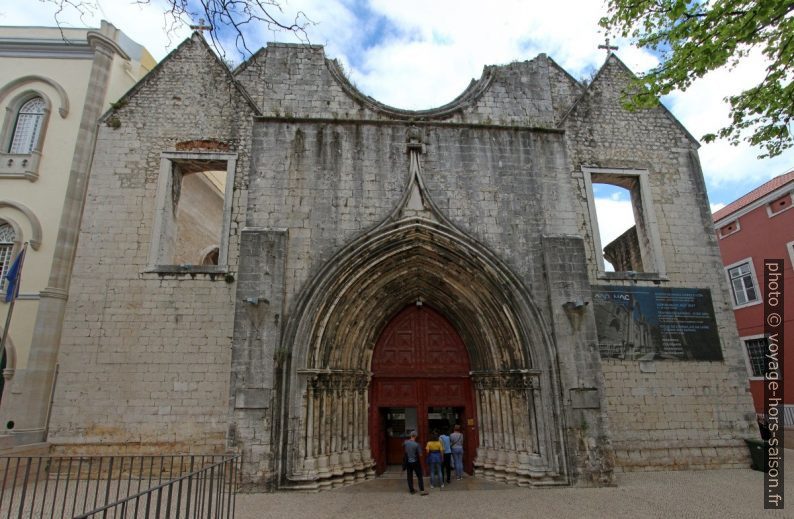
[600,0,794,157]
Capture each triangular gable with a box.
[544,54,586,124]
[546,55,585,93]
[559,53,699,147]
[100,31,261,122]
[232,46,268,77]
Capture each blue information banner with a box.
[593,285,723,361]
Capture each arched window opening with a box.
[9,97,45,154]
[0,223,15,291]
[201,246,220,266]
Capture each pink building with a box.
[713,170,793,434]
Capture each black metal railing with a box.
[0,454,239,518]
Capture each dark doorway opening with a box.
[427,406,463,436]
[381,407,418,466]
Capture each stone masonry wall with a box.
[49,34,256,452]
[248,121,572,318]
[48,35,755,482]
[236,44,576,128]
[562,55,754,469]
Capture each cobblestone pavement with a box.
[236,452,793,519]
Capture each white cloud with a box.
[0,0,191,60]
[710,203,726,214]
[3,0,791,202]
[344,0,616,108]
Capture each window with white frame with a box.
[744,337,768,378]
[726,261,759,306]
[0,90,53,181]
[0,223,15,292]
[8,97,45,154]
[148,152,235,270]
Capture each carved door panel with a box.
[370,305,477,474]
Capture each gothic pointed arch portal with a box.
[280,130,569,489]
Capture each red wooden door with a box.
[369,305,477,474]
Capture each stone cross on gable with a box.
[598,37,618,55]
[190,18,213,32]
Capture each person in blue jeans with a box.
[450,424,464,479]
[425,431,445,489]
[439,428,452,484]
[404,431,428,495]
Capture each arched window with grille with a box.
[8,97,46,154]
[0,223,15,291]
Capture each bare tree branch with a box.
[39,0,315,64]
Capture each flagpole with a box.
[1,242,28,362]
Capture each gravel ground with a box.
[236,452,794,519]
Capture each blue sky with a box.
[3,0,792,246]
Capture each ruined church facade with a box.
[41,34,755,489]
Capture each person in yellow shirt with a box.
[425,431,445,489]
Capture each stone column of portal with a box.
[493,385,508,483]
[316,378,331,485]
[478,377,496,480]
[501,387,518,485]
[303,376,317,477]
[512,388,527,454]
[362,376,375,478]
[340,377,354,484]
[473,377,487,475]
[514,387,533,487]
[312,382,322,462]
[0,25,124,443]
[329,379,342,486]
[347,380,357,478]
[350,383,363,479]
[528,379,543,459]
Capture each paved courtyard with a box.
[237,451,793,518]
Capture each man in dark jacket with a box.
[404,431,428,495]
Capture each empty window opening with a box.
[173,165,225,265]
[584,168,663,276]
[201,246,220,266]
[149,153,235,270]
[9,97,45,154]
[592,182,640,272]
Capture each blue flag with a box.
[4,246,26,303]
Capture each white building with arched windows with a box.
[0,22,155,446]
